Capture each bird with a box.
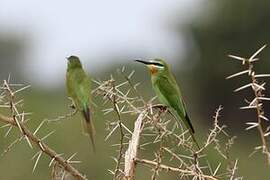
[66,55,95,151]
[135,58,199,149]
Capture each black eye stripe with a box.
[151,62,164,67]
[134,59,164,67]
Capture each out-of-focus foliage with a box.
[0,33,26,80]
[176,0,270,129]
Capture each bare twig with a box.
[124,111,146,180]
[151,140,163,180]
[0,80,87,180]
[112,80,126,180]
[0,113,87,180]
[227,44,270,165]
[135,158,218,180]
[95,68,240,179]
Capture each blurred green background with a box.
[1,0,270,179]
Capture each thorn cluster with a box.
[227,45,270,165]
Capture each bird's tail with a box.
[184,113,200,150]
[189,130,200,150]
[82,105,96,152]
[175,109,200,150]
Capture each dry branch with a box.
[0,113,87,180]
[124,111,146,180]
[134,158,218,180]
[96,69,240,179]
[0,79,87,180]
[227,44,270,165]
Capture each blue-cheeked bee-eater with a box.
[135,58,199,149]
[66,55,96,151]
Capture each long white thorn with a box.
[234,83,252,92]
[254,74,270,78]
[249,58,259,62]
[4,126,13,137]
[105,124,119,141]
[259,115,269,121]
[121,66,126,73]
[41,130,55,141]
[13,85,31,94]
[24,135,33,149]
[264,132,270,137]
[49,157,56,167]
[245,122,259,130]
[61,170,66,180]
[248,98,257,106]
[258,97,270,101]
[240,104,262,109]
[32,151,42,173]
[0,105,10,108]
[249,44,267,61]
[68,160,82,164]
[67,152,78,162]
[121,123,132,134]
[128,70,135,79]
[33,120,46,135]
[228,55,246,62]
[226,70,250,79]
[1,123,11,129]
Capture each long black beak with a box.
[134,59,152,65]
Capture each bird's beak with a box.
[134,59,152,65]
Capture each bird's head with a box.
[67,55,82,69]
[135,58,168,75]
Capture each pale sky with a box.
[0,0,206,87]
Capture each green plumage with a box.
[66,55,95,151]
[135,59,199,149]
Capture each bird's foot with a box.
[159,105,168,113]
[69,104,76,109]
[68,97,76,109]
[152,104,168,113]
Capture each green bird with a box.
[66,55,95,151]
[135,58,199,149]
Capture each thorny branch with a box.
[151,139,164,180]
[0,62,245,179]
[94,68,240,179]
[0,80,87,180]
[131,106,236,180]
[0,113,86,180]
[134,158,218,180]
[227,44,270,165]
[112,80,126,180]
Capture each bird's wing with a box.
[69,70,91,109]
[67,69,96,150]
[155,76,185,114]
[155,75,195,133]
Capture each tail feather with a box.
[184,114,200,150]
[190,131,200,150]
[185,113,195,133]
[175,108,200,149]
[82,106,96,152]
